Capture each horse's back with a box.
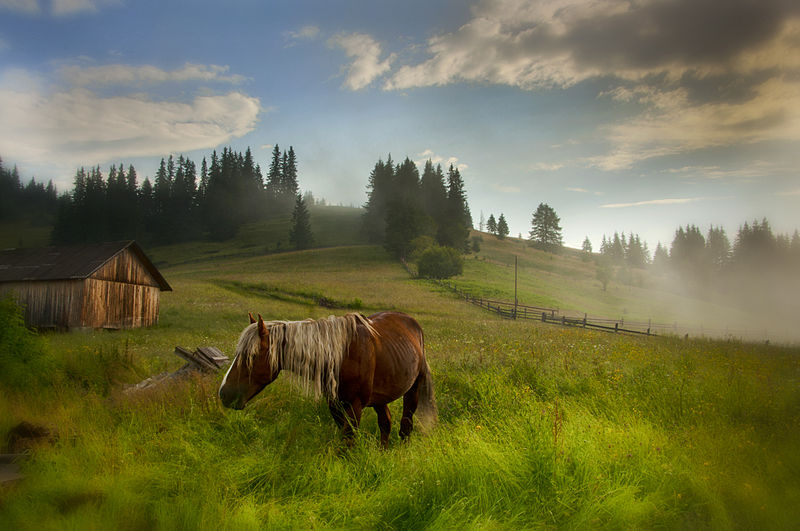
[363,311,425,405]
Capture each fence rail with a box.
[431,279,658,336]
[402,260,778,342]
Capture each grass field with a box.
[2,212,799,529]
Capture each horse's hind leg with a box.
[374,404,392,449]
[399,381,420,440]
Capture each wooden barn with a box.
[0,240,171,330]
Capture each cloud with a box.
[492,183,521,194]
[1,0,120,16]
[565,187,603,195]
[382,0,800,170]
[600,197,704,208]
[0,67,262,178]
[328,32,395,90]
[51,0,119,16]
[387,0,800,90]
[589,77,800,170]
[286,25,320,43]
[415,149,469,172]
[531,162,564,171]
[0,0,39,14]
[60,62,247,87]
[777,188,800,197]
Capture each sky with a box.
[0,0,798,250]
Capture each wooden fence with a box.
[402,260,778,342]
[430,279,658,336]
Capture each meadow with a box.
[1,213,799,529]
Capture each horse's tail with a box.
[416,335,438,432]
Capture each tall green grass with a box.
[2,242,799,529]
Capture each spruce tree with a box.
[487,214,497,234]
[362,156,394,243]
[289,194,314,250]
[266,144,282,204]
[496,213,509,240]
[581,236,593,261]
[529,203,563,252]
[438,164,471,251]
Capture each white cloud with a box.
[600,197,704,208]
[531,162,564,171]
[0,0,39,14]
[0,67,262,178]
[414,149,469,172]
[52,0,119,16]
[492,183,521,194]
[565,187,602,195]
[0,0,119,15]
[381,0,800,170]
[328,32,395,90]
[60,62,246,86]
[589,77,800,170]
[286,25,320,42]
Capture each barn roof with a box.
[0,240,171,291]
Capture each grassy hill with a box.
[2,218,800,528]
[457,232,784,342]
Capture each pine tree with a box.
[581,236,592,261]
[705,225,730,272]
[496,213,509,240]
[289,194,314,250]
[362,157,394,243]
[420,159,447,228]
[652,242,669,271]
[385,157,427,258]
[266,144,282,204]
[529,203,563,252]
[438,164,471,251]
[487,214,497,234]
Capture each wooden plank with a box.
[174,346,217,372]
[196,346,229,367]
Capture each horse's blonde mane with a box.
[235,313,376,399]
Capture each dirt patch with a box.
[4,421,56,454]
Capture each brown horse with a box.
[218,311,436,448]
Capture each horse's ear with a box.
[257,314,268,338]
[249,312,256,324]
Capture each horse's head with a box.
[218,313,279,410]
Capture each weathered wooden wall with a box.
[1,248,163,329]
[81,278,160,329]
[0,280,84,328]
[91,248,161,288]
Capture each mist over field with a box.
[2,0,800,527]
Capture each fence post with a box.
[541,312,546,322]
[614,322,619,333]
[583,313,587,328]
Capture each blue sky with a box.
[1,0,798,250]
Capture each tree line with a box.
[0,157,58,229]
[362,156,473,259]
[41,145,310,246]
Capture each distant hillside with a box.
[147,205,365,267]
[0,204,367,265]
[452,231,781,341]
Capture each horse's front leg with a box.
[374,404,392,450]
[340,399,363,446]
[328,399,345,428]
